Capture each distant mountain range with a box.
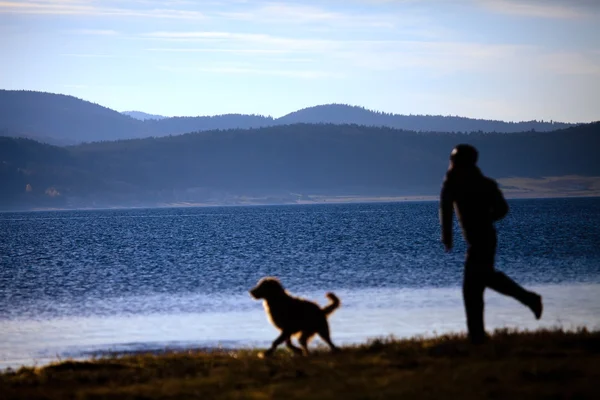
[121,111,166,121]
[1,122,599,210]
[0,90,581,145]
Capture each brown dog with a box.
[250,277,341,356]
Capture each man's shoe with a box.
[468,333,489,345]
[530,294,543,320]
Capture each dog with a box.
[249,277,340,356]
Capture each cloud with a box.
[530,51,600,75]
[147,47,315,62]
[143,31,525,69]
[0,1,445,41]
[144,31,268,40]
[331,40,532,75]
[141,31,343,53]
[217,2,398,29]
[146,47,290,54]
[475,0,597,19]
[0,0,207,19]
[157,64,336,79]
[60,53,117,57]
[69,29,120,35]
[0,0,395,27]
[143,29,600,77]
[338,41,600,77]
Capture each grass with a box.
[1,328,599,399]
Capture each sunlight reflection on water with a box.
[1,283,598,369]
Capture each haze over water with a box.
[1,198,599,369]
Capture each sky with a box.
[1,0,599,122]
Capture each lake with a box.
[1,198,599,369]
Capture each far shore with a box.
[2,191,599,213]
[2,175,600,212]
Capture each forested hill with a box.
[1,122,598,210]
[279,104,575,133]
[0,90,145,144]
[0,90,579,145]
[121,111,166,120]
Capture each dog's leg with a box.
[298,332,311,356]
[285,337,303,355]
[263,332,288,357]
[318,325,340,353]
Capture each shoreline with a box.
[3,282,600,372]
[2,328,598,399]
[2,192,599,213]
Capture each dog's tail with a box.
[322,292,341,316]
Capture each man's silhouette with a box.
[440,144,543,344]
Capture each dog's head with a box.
[249,277,285,300]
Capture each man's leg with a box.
[463,250,487,344]
[483,234,543,319]
[467,236,543,320]
[487,271,543,319]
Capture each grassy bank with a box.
[2,328,599,399]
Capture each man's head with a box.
[450,144,478,168]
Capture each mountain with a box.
[146,114,275,135]
[0,90,274,144]
[0,90,147,144]
[279,104,575,133]
[1,122,598,210]
[0,90,581,145]
[121,111,166,120]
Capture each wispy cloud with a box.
[338,41,600,77]
[142,30,532,73]
[144,31,269,40]
[217,2,397,29]
[157,65,336,79]
[147,47,316,62]
[61,53,117,57]
[532,51,600,75]
[0,0,434,35]
[147,29,600,78]
[332,40,532,75]
[69,29,120,35]
[0,0,207,19]
[147,47,290,54]
[476,0,596,19]
[141,31,343,53]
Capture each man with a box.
[440,144,543,344]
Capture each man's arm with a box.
[440,179,454,251]
[490,180,509,222]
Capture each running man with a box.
[440,144,543,344]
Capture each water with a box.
[1,198,600,369]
